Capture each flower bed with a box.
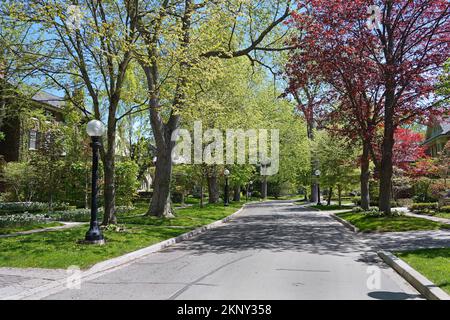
[0,202,71,215]
[0,213,50,228]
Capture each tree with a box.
[136,0,294,217]
[285,1,384,209]
[314,131,359,206]
[392,128,427,172]
[287,79,330,202]
[11,0,142,224]
[286,0,450,213]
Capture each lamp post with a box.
[246,180,253,202]
[315,169,322,206]
[224,169,230,206]
[84,120,106,245]
[259,160,271,200]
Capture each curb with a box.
[330,213,359,233]
[3,204,248,300]
[378,251,450,300]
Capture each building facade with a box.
[0,91,65,163]
[423,119,450,157]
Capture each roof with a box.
[442,120,450,135]
[32,91,65,109]
[423,118,450,146]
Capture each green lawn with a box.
[396,248,450,294]
[0,222,64,235]
[435,212,450,220]
[336,212,450,233]
[119,201,244,227]
[0,202,245,269]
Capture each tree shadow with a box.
[368,291,422,300]
[161,204,375,259]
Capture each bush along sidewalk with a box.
[408,203,450,219]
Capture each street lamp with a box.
[315,169,322,206]
[259,159,271,200]
[84,120,106,245]
[246,180,253,202]
[224,169,230,207]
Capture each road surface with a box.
[46,201,421,300]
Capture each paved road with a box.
[46,202,421,300]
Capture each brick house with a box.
[0,91,65,162]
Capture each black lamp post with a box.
[246,180,253,202]
[315,169,322,206]
[224,169,230,206]
[259,160,271,200]
[84,120,106,245]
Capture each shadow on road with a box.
[163,204,377,261]
[368,291,421,300]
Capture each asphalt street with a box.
[46,201,421,300]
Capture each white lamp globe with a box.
[86,120,106,137]
[224,169,230,176]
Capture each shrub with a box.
[363,207,403,217]
[409,203,439,214]
[413,178,437,202]
[397,198,413,208]
[0,202,71,215]
[409,202,438,211]
[440,206,450,213]
[352,197,379,206]
[115,161,140,206]
[1,162,40,202]
[0,214,49,228]
[0,202,48,215]
[50,209,93,222]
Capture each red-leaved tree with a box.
[286,0,450,213]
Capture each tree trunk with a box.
[208,175,220,204]
[200,184,204,208]
[233,185,241,202]
[261,177,268,199]
[149,148,174,218]
[310,183,318,203]
[338,184,342,207]
[379,89,396,215]
[102,124,117,225]
[327,187,332,206]
[360,141,371,210]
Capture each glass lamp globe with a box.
[86,120,106,137]
[224,169,230,176]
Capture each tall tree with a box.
[286,0,449,213]
[136,0,294,217]
[11,0,142,224]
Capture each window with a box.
[29,130,38,150]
